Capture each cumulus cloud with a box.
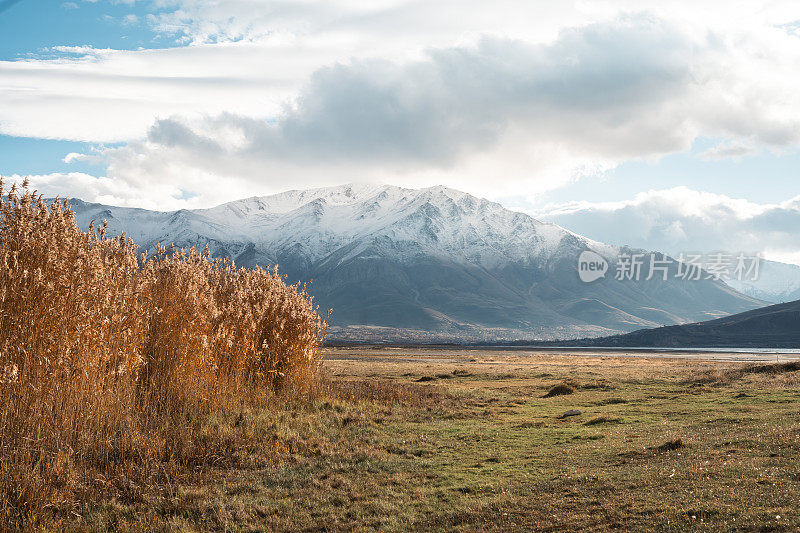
[2,0,591,141]
[60,12,798,207]
[537,187,800,264]
[75,17,690,202]
[3,172,204,211]
[4,1,800,209]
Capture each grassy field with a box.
[70,347,800,532]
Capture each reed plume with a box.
[0,179,326,529]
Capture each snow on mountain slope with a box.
[67,183,765,341]
[724,259,800,303]
[72,183,616,267]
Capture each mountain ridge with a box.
[66,183,765,341]
[543,299,800,348]
[724,259,800,303]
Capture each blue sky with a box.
[538,139,800,206]
[0,0,173,60]
[0,0,799,263]
[0,135,98,174]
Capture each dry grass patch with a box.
[318,376,446,408]
[584,415,622,426]
[654,437,685,452]
[543,382,575,397]
[692,360,800,386]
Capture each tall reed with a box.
[0,179,326,529]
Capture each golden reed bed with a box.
[0,179,326,529]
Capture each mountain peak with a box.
[65,182,764,341]
[71,182,592,265]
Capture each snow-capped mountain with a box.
[68,184,765,341]
[724,259,800,304]
[77,184,610,267]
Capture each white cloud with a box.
[3,1,800,209]
[141,0,800,48]
[65,16,695,204]
[698,140,759,160]
[145,0,588,47]
[55,12,800,208]
[4,0,800,146]
[62,152,86,163]
[3,172,204,211]
[0,41,326,141]
[537,187,800,265]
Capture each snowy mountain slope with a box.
[724,259,800,304]
[67,184,765,341]
[75,184,608,266]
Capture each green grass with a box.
[58,351,800,531]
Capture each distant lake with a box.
[558,347,800,353]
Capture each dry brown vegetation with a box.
[309,347,800,531]
[690,360,800,386]
[0,180,327,530]
[2,180,799,531]
[542,382,575,397]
